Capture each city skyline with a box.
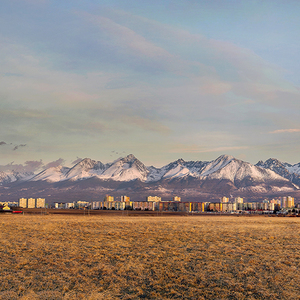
[1,0,300,168]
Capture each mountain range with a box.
[0,154,299,203]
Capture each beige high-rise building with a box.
[285,196,294,208]
[19,198,27,208]
[121,196,130,202]
[104,195,114,202]
[36,198,45,208]
[281,196,294,208]
[27,198,36,208]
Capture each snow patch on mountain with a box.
[200,155,233,176]
[256,158,300,187]
[203,157,288,183]
[285,163,300,175]
[0,170,34,184]
[31,166,71,182]
[66,158,106,181]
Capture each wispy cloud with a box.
[0,3,299,165]
[270,129,300,134]
[71,157,83,165]
[13,144,27,151]
[0,160,42,173]
[169,145,249,154]
[45,158,65,168]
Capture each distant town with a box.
[0,195,299,215]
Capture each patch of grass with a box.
[1,215,300,299]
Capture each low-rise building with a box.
[65,202,75,209]
[76,201,90,209]
[54,202,65,209]
[0,201,18,207]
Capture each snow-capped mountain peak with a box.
[100,154,148,181]
[256,158,300,187]
[1,154,298,197]
[200,154,234,176]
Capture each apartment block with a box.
[235,197,244,204]
[120,196,130,202]
[27,198,36,208]
[36,198,45,208]
[104,195,114,202]
[65,202,75,209]
[91,201,100,209]
[19,198,27,208]
[76,201,90,209]
[281,196,295,208]
[221,196,229,203]
[221,202,236,212]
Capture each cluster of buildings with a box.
[53,200,90,209]
[89,195,296,213]
[91,195,184,211]
[18,198,46,208]
[0,201,18,207]
[90,195,297,213]
[208,196,294,212]
[10,195,297,214]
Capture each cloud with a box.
[44,158,65,169]
[23,160,43,172]
[169,145,249,154]
[0,160,42,173]
[77,11,212,77]
[0,4,299,165]
[71,157,83,165]
[13,144,27,151]
[12,0,47,4]
[270,129,300,134]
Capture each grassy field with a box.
[0,214,300,299]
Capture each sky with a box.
[1,0,300,170]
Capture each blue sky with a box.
[1,0,300,169]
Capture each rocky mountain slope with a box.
[256,158,300,187]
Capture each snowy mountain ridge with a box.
[1,154,299,201]
[0,154,295,186]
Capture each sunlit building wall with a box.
[27,198,36,208]
[36,198,45,208]
[19,198,27,208]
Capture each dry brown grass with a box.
[0,214,300,299]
